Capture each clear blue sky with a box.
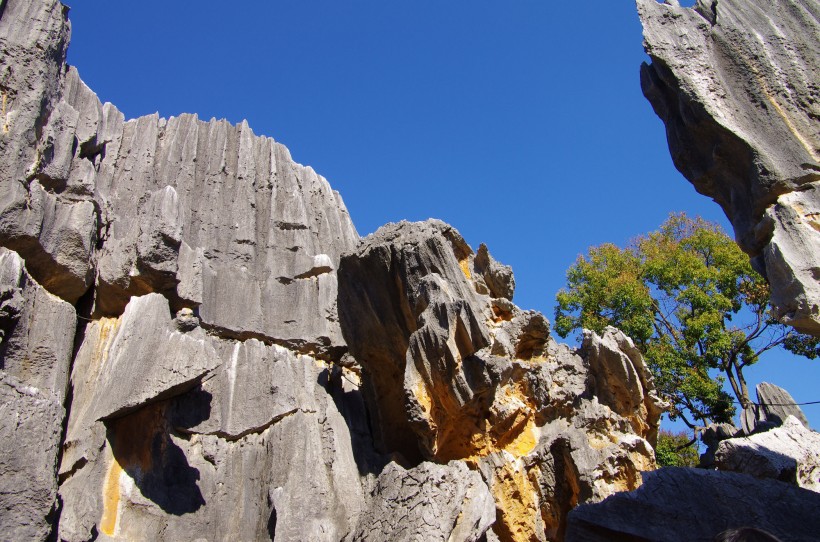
[63,0,818,430]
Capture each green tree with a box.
[655,430,700,467]
[555,213,819,429]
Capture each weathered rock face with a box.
[0,1,671,541]
[0,1,358,355]
[0,247,76,541]
[756,381,811,429]
[1,1,366,539]
[638,0,820,335]
[565,467,820,542]
[57,305,367,541]
[350,461,496,542]
[715,415,820,492]
[338,220,664,541]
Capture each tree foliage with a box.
[555,213,819,428]
[655,429,700,467]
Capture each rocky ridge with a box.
[0,1,665,541]
[638,0,820,335]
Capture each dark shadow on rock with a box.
[267,506,277,541]
[168,386,213,430]
[565,467,820,542]
[105,389,212,515]
[716,440,801,486]
[318,366,390,476]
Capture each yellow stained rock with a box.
[458,257,472,280]
[490,461,540,542]
[100,458,123,536]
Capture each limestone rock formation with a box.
[0,248,75,541]
[350,461,496,542]
[638,0,820,335]
[338,220,664,541]
[0,1,671,541]
[756,381,811,429]
[565,467,820,542]
[715,415,820,492]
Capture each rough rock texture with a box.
[756,381,810,429]
[58,313,367,542]
[638,0,820,335]
[565,467,820,542]
[338,220,664,541]
[1,1,368,540]
[580,327,665,445]
[0,247,76,540]
[0,1,688,541]
[350,461,496,542]
[715,415,820,492]
[0,0,358,354]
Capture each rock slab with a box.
[715,415,820,492]
[566,467,820,542]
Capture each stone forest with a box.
[0,0,818,540]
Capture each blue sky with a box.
[63,0,818,430]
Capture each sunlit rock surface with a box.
[0,248,75,541]
[338,220,664,541]
[1,0,672,541]
[638,0,820,335]
[715,415,820,492]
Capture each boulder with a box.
[756,382,810,429]
[350,461,496,542]
[566,467,820,542]
[715,416,820,492]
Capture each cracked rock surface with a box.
[338,220,664,541]
[0,1,674,541]
[638,0,820,335]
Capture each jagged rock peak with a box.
[638,0,820,335]
[0,0,359,358]
[1,1,673,541]
[339,219,664,541]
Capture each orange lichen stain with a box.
[1,91,8,134]
[490,304,514,323]
[631,449,656,474]
[803,211,820,234]
[433,390,538,462]
[761,85,819,162]
[459,257,472,280]
[100,457,123,536]
[608,465,641,494]
[599,449,654,496]
[92,318,123,375]
[98,403,168,535]
[490,462,540,542]
[587,432,612,451]
[414,381,433,415]
[499,417,538,457]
